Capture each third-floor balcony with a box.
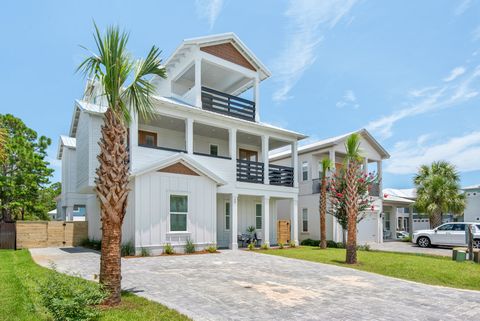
[201,87,255,121]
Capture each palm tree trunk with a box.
[345,161,359,264]
[430,211,443,229]
[97,108,130,306]
[320,176,327,249]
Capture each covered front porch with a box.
[216,193,298,249]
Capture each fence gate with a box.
[277,220,291,245]
[0,222,16,249]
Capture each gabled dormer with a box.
[153,33,271,122]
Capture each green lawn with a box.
[0,250,190,321]
[261,246,480,291]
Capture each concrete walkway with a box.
[31,247,480,321]
[368,241,452,256]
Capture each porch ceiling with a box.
[140,114,185,131]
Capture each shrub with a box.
[402,236,412,242]
[121,241,135,257]
[335,242,345,249]
[39,266,106,321]
[247,241,256,251]
[205,244,217,253]
[80,238,101,251]
[140,247,150,257]
[289,241,296,248]
[278,242,284,249]
[357,244,371,251]
[261,243,269,250]
[163,243,175,255]
[326,240,338,248]
[301,239,320,247]
[185,239,195,254]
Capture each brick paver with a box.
[31,247,480,321]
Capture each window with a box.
[383,212,390,230]
[139,130,157,147]
[302,161,309,181]
[73,205,86,217]
[255,203,262,229]
[437,224,454,231]
[302,208,308,232]
[170,195,188,232]
[239,149,258,161]
[225,202,230,230]
[452,224,466,231]
[210,144,219,156]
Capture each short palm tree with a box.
[414,161,465,228]
[78,23,166,305]
[319,157,332,249]
[344,133,362,264]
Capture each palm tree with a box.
[78,23,166,305]
[344,133,362,264]
[319,157,332,249]
[414,161,465,228]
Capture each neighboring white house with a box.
[462,184,480,223]
[57,33,307,254]
[270,129,389,244]
[381,191,418,240]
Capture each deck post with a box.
[290,197,299,246]
[231,193,238,250]
[263,196,270,246]
[262,135,269,185]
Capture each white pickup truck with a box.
[412,222,480,248]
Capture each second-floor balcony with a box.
[236,160,294,187]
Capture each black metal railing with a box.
[201,86,256,121]
[369,182,380,196]
[269,164,294,187]
[237,159,264,183]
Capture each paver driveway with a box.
[31,247,480,321]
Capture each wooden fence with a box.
[15,221,88,249]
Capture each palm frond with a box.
[344,133,362,162]
[321,157,333,179]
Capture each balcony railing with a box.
[269,164,294,187]
[201,86,256,121]
[237,159,264,183]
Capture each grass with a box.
[0,250,190,321]
[262,246,480,291]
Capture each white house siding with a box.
[134,171,217,254]
[138,124,186,151]
[464,189,480,223]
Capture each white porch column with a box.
[329,148,341,242]
[66,206,74,221]
[253,76,260,122]
[231,193,238,250]
[194,57,202,108]
[229,128,237,175]
[186,118,193,154]
[290,197,299,245]
[363,157,369,174]
[292,141,299,188]
[262,135,269,185]
[328,148,336,174]
[262,196,270,246]
[377,160,383,195]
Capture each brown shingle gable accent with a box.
[158,162,200,176]
[201,42,256,71]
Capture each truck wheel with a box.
[417,236,431,248]
[474,239,480,249]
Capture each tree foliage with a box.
[0,114,55,221]
[414,161,465,228]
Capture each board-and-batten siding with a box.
[135,171,217,253]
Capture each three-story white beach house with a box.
[57,33,306,253]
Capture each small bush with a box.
[205,244,217,253]
[140,247,150,257]
[185,239,195,254]
[39,266,106,321]
[278,242,284,249]
[326,240,338,248]
[335,242,345,248]
[80,238,101,251]
[289,241,296,248]
[248,241,256,251]
[261,243,269,250]
[401,236,412,242]
[301,239,320,247]
[163,243,175,255]
[357,244,371,251]
[121,241,135,257]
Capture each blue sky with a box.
[1,0,479,189]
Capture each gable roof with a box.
[57,135,76,160]
[462,184,480,191]
[383,188,417,199]
[166,32,271,81]
[131,153,226,185]
[270,128,390,161]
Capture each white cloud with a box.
[272,0,357,102]
[443,66,466,82]
[454,0,472,16]
[366,65,480,139]
[336,89,359,109]
[385,131,480,174]
[195,0,224,29]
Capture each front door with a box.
[239,149,258,162]
[216,200,232,248]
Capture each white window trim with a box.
[225,201,231,231]
[302,208,308,232]
[168,192,190,233]
[255,203,262,230]
[209,144,219,156]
